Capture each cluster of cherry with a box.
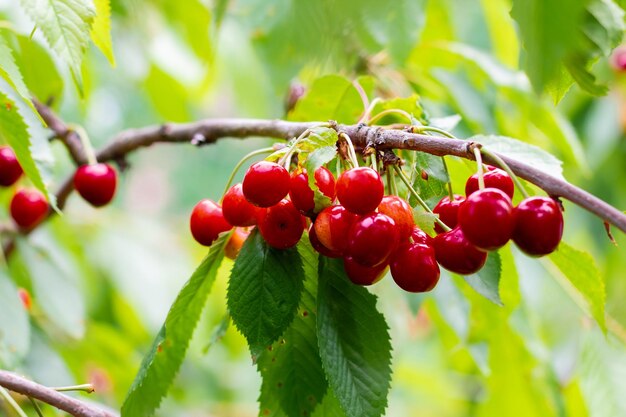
[0,146,118,230]
[190,158,564,293]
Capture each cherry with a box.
[390,243,440,293]
[465,166,514,199]
[289,167,336,214]
[512,196,563,256]
[410,226,433,246]
[308,225,341,258]
[313,205,359,254]
[343,256,388,286]
[189,199,232,246]
[432,195,465,233]
[242,161,290,207]
[0,146,23,186]
[74,163,117,207]
[346,213,399,267]
[222,183,260,227]
[10,189,49,229]
[377,195,414,240]
[458,188,514,251]
[225,227,251,260]
[612,46,626,71]
[433,227,487,275]
[257,199,305,249]
[336,167,384,214]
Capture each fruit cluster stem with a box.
[222,147,275,198]
[480,147,530,199]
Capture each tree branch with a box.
[0,370,118,417]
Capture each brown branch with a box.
[33,100,87,166]
[0,370,118,417]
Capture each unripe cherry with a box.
[225,227,251,260]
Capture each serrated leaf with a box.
[299,127,338,152]
[304,145,338,213]
[228,230,305,356]
[311,390,346,417]
[471,134,565,180]
[19,0,96,94]
[0,270,30,368]
[317,257,392,417]
[411,151,449,207]
[462,251,502,306]
[257,239,327,417]
[549,242,606,332]
[564,54,608,96]
[122,232,229,417]
[0,91,54,206]
[90,0,115,66]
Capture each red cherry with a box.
[10,189,49,229]
[222,183,260,227]
[465,166,514,199]
[458,188,514,251]
[189,199,232,246]
[390,243,440,293]
[336,167,384,214]
[0,146,23,186]
[512,197,563,256]
[346,213,399,267]
[433,195,465,233]
[257,199,305,249]
[308,225,342,258]
[343,256,388,286]
[433,227,487,275]
[313,205,359,254]
[225,227,251,260]
[289,167,336,214]
[410,226,433,246]
[74,163,117,207]
[242,161,290,207]
[377,195,414,240]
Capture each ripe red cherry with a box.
[74,163,117,207]
[336,167,384,214]
[410,226,433,246]
[289,167,336,214]
[465,166,514,199]
[10,189,49,229]
[433,227,487,275]
[512,197,564,256]
[0,146,23,186]
[390,243,440,293]
[433,195,465,233]
[242,161,290,207]
[257,199,305,249]
[458,188,514,251]
[313,205,359,254]
[189,199,232,246]
[308,225,341,258]
[377,195,414,240]
[222,183,260,226]
[343,256,388,286]
[346,213,399,267]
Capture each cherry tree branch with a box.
[0,370,118,417]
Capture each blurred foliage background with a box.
[0,0,626,416]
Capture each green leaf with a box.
[0,91,55,207]
[564,54,607,96]
[549,242,606,332]
[90,0,115,66]
[228,229,305,356]
[144,65,191,122]
[371,94,426,124]
[202,314,230,354]
[257,239,327,417]
[157,0,212,61]
[121,233,229,417]
[289,75,368,124]
[19,0,96,94]
[317,257,392,417]
[411,152,449,208]
[462,251,502,306]
[0,270,30,368]
[471,134,565,180]
[413,208,437,236]
[12,36,63,104]
[311,390,346,417]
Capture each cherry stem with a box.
[472,146,485,190]
[480,147,530,199]
[370,152,378,172]
[441,156,454,200]
[0,386,28,417]
[28,397,44,417]
[367,109,413,126]
[389,167,398,196]
[221,147,275,198]
[394,165,451,232]
[339,132,359,168]
[69,124,98,165]
[52,384,94,393]
[353,80,371,121]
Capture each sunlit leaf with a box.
[90,0,115,66]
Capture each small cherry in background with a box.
[0,146,23,186]
[433,195,465,233]
[190,199,232,246]
[433,227,487,275]
[74,163,117,207]
[222,183,260,227]
[512,196,563,256]
[465,166,514,199]
[242,161,290,207]
[225,227,251,259]
[336,167,384,214]
[458,188,514,251]
[257,199,305,249]
[343,256,388,286]
[289,167,336,215]
[10,189,49,229]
